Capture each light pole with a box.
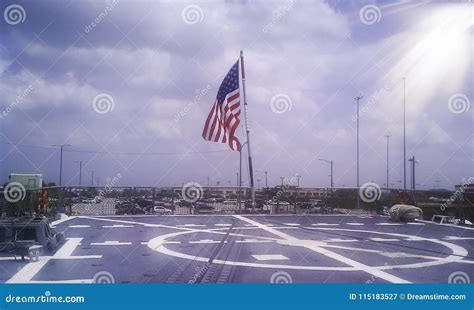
[319,158,334,190]
[91,170,94,186]
[256,170,269,188]
[403,78,407,192]
[408,156,419,205]
[384,135,392,190]
[75,160,86,186]
[53,144,71,186]
[355,96,363,208]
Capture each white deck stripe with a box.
[189,239,226,244]
[370,238,400,242]
[235,239,273,244]
[283,223,300,226]
[90,241,132,246]
[444,236,474,241]
[50,216,76,226]
[311,223,339,226]
[69,225,90,228]
[55,238,82,258]
[417,220,474,230]
[7,238,89,283]
[252,254,289,261]
[346,223,364,226]
[324,238,359,243]
[376,223,402,226]
[102,225,134,228]
[233,215,410,284]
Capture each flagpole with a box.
[240,50,255,211]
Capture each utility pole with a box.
[91,171,94,186]
[355,96,363,209]
[265,171,268,188]
[236,172,239,187]
[403,78,407,192]
[280,176,284,187]
[384,135,392,190]
[319,158,334,190]
[408,156,419,205]
[53,144,71,186]
[74,160,85,186]
[207,176,210,187]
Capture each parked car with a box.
[153,206,172,215]
[194,203,214,214]
[223,199,237,204]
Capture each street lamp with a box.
[403,78,407,192]
[355,95,363,208]
[74,160,87,186]
[318,158,333,190]
[384,135,392,190]
[256,170,269,188]
[52,144,71,186]
[408,156,420,205]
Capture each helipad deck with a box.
[1,214,473,284]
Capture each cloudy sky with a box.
[0,0,472,190]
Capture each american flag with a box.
[202,60,241,151]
